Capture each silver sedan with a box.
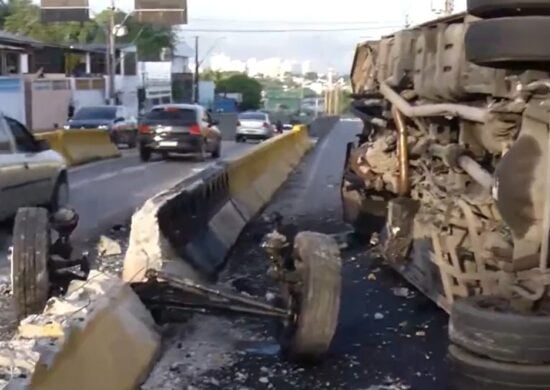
[0,112,68,220]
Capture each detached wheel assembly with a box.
[450,295,550,364]
[467,0,550,17]
[11,208,51,320]
[11,207,90,320]
[280,232,342,361]
[465,16,550,68]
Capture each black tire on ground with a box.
[212,142,221,158]
[450,295,550,364]
[280,232,342,361]
[128,132,137,149]
[11,208,51,320]
[139,147,151,162]
[465,16,550,69]
[48,174,69,212]
[196,140,208,162]
[467,0,550,17]
[448,344,550,390]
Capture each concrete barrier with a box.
[36,129,120,167]
[123,126,312,283]
[0,271,160,389]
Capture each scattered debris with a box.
[415,331,426,337]
[96,235,122,257]
[391,287,411,298]
[374,312,385,320]
[259,377,269,384]
[368,273,377,281]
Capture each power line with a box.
[179,26,403,34]
[189,17,404,26]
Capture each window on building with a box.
[5,52,19,74]
[123,52,137,76]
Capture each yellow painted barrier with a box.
[227,125,312,219]
[0,272,160,389]
[36,129,120,167]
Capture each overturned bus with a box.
[344,2,550,389]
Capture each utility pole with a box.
[108,0,116,105]
[194,36,200,103]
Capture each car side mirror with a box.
[35,139,50,152]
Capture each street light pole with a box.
[194,36,200,103]
[108,0,117,105]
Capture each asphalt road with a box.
[145,119,449,390]
[68,141,252,244]
[0,141,253,262]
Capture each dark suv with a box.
[138,104,222,162]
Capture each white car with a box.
[0,112,68,220]
[235,112,274,142]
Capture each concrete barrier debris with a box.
[0,271,160,390]
[123,125,313,284]
[36,129,120,167]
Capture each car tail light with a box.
[190,123,201,135]
[138,124,151,134]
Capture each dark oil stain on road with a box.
[189,122,450,390]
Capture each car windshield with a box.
[144,107,197,126]
[239,113,266,121]
[73,107,117,120]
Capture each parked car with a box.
[235,112,274,142]
[283,124,294,132]
[0,112,68,220]
[65,105,138,148]
[137,104,222,162]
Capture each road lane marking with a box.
[69,149,138,173]
[71,161,162,189]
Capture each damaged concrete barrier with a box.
[0,271,160,390]
[36,129,120,167]
[123,126,312,283]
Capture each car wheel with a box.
[196,140,208,162]
[448,344,550,390]
[128,132,137,149]
[140,147,152,162]
[49,175,69,212]
[467,0,550,17]
[450,295,550,364]
[11,207,51,320]
[212,142,221,158]
[465,16,550,68]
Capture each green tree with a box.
[2,1,175,60]
[216,74,262,111]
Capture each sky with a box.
[68,0,467,73]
